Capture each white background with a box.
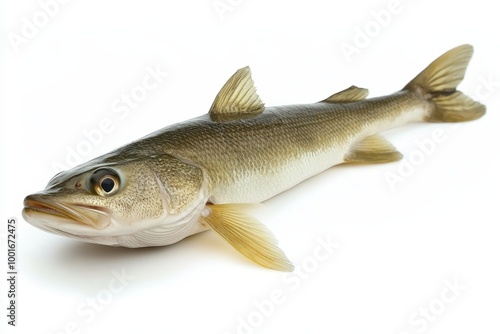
[1,0,499,333]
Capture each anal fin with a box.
[344,134,402,164]
[201,204,294,272]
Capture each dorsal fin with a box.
[209,66,265,118]
[321,85,369,103]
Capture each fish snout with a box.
[23,194,110,230]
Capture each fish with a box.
[23,45,485,271]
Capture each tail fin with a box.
[404,44,486,122]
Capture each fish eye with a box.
[90,168,121,197]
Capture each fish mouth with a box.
[23,195,110,230]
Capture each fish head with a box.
[22,153,209,247]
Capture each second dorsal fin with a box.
[321,85,369,103]
[209,66,265,118]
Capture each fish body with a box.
[23,45,485,271]
[149,91,423,204]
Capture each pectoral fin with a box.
[201,203,294,272]
[344,134,402,164]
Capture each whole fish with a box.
[23,45,485,271]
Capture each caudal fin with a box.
[404,44,486,122]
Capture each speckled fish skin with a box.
[22,45,485,271]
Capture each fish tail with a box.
[404,44,486,122]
